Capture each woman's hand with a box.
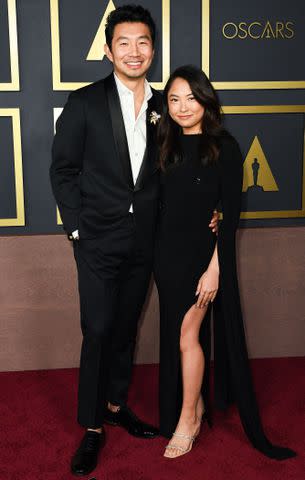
[209,209,219,234]
[195,267,219,308]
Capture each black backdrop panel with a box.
[59,0,163,84]
[210,0,305,83]
[0,117,16,217]
[224,112,304,214]
[0,0,304,235]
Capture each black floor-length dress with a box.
[154,133,296,460]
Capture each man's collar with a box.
[114,72,152,101]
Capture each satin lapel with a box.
[134,93,159,192]
[104,74,134,190]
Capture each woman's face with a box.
[167,77,205,134]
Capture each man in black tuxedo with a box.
[50,4,217,476]
[50,6,162,475]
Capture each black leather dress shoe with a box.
[71,430,105,476]
[104,406,159,438]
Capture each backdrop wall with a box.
[0,0,304,371]
[1,229,305,372]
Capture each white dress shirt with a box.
[72,74,152,238]
[114,73,152,212]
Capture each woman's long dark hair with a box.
[158,65,223,171]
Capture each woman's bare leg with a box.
[164,304,208,458]
[196,394,205,420]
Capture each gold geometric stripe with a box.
[222,105,305,114]
[0,0,20,91]
[0,109,25,226]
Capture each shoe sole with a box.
[104,419,158,438]
[71,466,97,477]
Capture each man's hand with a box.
[209,209,219,234]
[68,229,79,241]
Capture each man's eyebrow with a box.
[116,35,151,41]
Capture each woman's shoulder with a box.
[217,130,243,174]
[218,130,240,152]
[218,130,242,159]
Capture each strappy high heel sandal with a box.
[164,424,201,459]
[164,432,197,458]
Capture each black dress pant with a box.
[73,214,153,428]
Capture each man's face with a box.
[104,22,154,81]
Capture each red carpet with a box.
[0,358,304,480]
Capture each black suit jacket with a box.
[50,73,163,240]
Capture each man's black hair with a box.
[105,4,156,49]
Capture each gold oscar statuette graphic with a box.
[87,0,116,61]
[242,136,279,193]
[262,21,276,39]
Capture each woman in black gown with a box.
[154,65,296,460]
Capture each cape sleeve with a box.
[213,136,296,460]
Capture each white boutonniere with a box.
[149,111,161,125]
